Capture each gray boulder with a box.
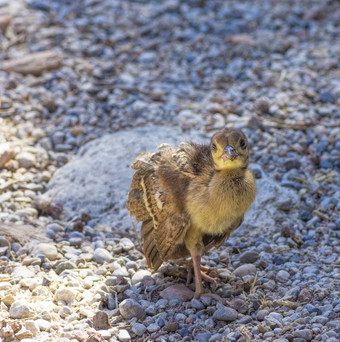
[45,125,205,229]
[45,125,299,232]
[242,163,299,231]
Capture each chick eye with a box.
[211,143,217,151]
[239,139,247,149]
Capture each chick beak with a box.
[222,145,238,161]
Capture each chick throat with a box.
[213,152,248,172]
[210,166,248,196]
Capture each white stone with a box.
[31,128,46,140]
[11,266,35,280]
[0,282,12,290]
[59,306,72,318]
[108,261,121,272]
[98,330,112,339]
[19,278,39,290]
[93,248,113,264]
[9,300,32,319]
[15,207,38,218]
[15,328,33,340]
[118,329,131,342]
[54,288,76,303]
[119,238,135,251]
[32,243,58,260]
[25,320,39,336]
[112,267,129,277]
[131,270,151,285]
[15,152,36,169]
[36,319,51,331]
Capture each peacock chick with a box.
[126,127,256,297]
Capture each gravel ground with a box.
[0,0,339,341]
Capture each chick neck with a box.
[214,165,247,179]
[206,166,248,207]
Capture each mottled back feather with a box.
[127,143,196,269]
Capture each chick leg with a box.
[192,254,204,297]
[184,227,213,297]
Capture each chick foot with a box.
[186,264,216,286]
[187,255,218,298]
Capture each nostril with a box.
[224,146,235,154]
[224,145,238,160]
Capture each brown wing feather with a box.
[140,169,189,266]
[153,212,189,261]
[126,143,194,270]
[126,152,156,220]
[142,219,163,270]
[126,189,150,222]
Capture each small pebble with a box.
[93,248,113,264]
[233,264,256,277]
[119,238,135,251]
[196,332,212,342]
[191,298,205,310]
[132,323,146,336]
[273,255,285,265]
[119,299,145,320]
[54,288,76,303]
[238,250,260,264]
[277,270,290,282]
[131,270,151,285]
[293,328,313,341]
[160,284,194,302]
[15,152,36,169]
[93,311,110,330]
[32,243,58,260]
[147,323,160,333]
[9,300,32,319]
[256,309,269,321]
[118,329,131,342]
[212,303,238,321]
[36,319,51,331]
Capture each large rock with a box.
[45,125,299,232]
[45,125,205,229]
[241,163,300,233]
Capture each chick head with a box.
[210,128,249,171]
